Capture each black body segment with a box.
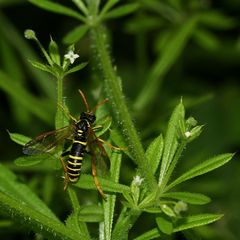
[66,119,89,183]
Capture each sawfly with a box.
[23,90,118,198]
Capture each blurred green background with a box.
[0,0,240,239]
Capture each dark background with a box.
[0,0,240,239]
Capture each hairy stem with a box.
[55,76,64,129]
[91,25,156,192]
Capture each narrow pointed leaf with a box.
[159,101,185,186]
[14,156,43,166]
[0,192,87,240]
[103,3,139,20]
[72,0,88,15]
[146,134,164,175]
[0,164,58,221]
[49,38,60,65]
[134,16,198,111]
[29,0,85,21]
[200,11,237,30]
[65,62,88,75]
[174,214,223,232]
[193,29,220,50]
[63,25,89,44]
[28,60,53,74]
[100,0,119,17]
[162,192,211,205]
[0,71,53,124]
[8,132,30,146]
[104,152,122,240]
[134,228,161,240]
[166,153,234,191]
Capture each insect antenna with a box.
[78,89,90,112]
[92,98,109,113]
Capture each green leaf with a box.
[133,228,161,240]
[162,192,211,205]
[0,164,58,221]
[156,216,173,235]
[14,155,48,167]
[78,205,103,222]
[134,16,198,111]
[49,38,60,65]
[200,11,237,30]
[28,0,85,21]
[158,101,185,186]
[28,59,53,74]
[166,153,234,191]
[75,174,130,193]
[103,3,139,20]
[174,214,223,232]
[193,28,220,50]
[103,152,122,239]
[138,192,156,209]
[63,25,89,44]
[100,0,119,17]
[0,13,55,98]
[142,207,162,214]
[0,71,53,124]
[66,188,90,238]
[72,0,88,15]
[65,62,88,75]
[146,134,164,175]
[110,129,133,159]
[8,132,30,146]
[161,204,176,217]
[95,116,112,137]
[0,192,86,240]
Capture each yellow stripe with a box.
[68,160,82,166]
[73,140,87,145]
[69,178,78,182]
[69,155,83,160]
[77,129,83,133]
[67,166,81,171]
[68,172,80,177]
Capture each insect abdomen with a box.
[67,128,88,183]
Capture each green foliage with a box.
[0,0,237,239]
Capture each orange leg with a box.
[97,138,127,151]
[60,156,69,191]
[91,153,106,200]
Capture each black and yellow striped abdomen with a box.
[67,125,88,183]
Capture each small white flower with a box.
[64,50,79,64]
[184,131,191,138]
[174,201,188,215]
[132,175,144,187]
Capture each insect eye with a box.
[90,115,96,123]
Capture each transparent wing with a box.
[88,127,110,177]
[23,124,75,155]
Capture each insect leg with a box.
[60,151,70,191]
[57,103,77,122]
[91,153,106,200]
[97,138,127,151]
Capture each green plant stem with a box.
[68,188,90,238]
[112,206,141,240]
[91,25,157,192]
[55,76,64,129]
